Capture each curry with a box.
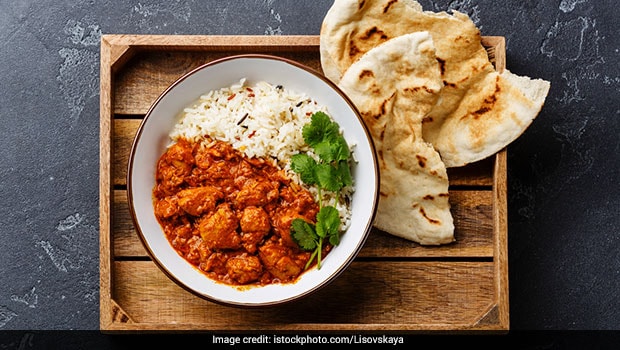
[153,137,331,286]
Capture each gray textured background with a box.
[0,0,618,338]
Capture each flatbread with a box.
[320,0,551,167]
[425,69,551,166]
[338,32,454,245]
[320,0,481,86]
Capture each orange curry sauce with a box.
[153,137,331,286]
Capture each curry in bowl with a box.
[128,55,378,305]
[153,79,354,287]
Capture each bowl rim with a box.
[126,53,380,307]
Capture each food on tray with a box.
[152,80,355,286]
[320,0,550,244]
[338,32,453,244]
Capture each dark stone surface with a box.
[0,0,618,337]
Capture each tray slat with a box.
[100,34,509,332]
[111,261,496,331]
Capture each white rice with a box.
[169,79,354,231]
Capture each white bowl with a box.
[127,54,379,307]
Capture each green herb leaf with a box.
[291,218,318,251]
[329,232,341,246]
[313,140,336,163]
[315,163,341,192]
[316,206,341,239]
[333,136,350,162]
[302,111,341,147]
[302,112,329,147]
[290,153,318,185]
[336,159,353,187]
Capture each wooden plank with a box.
[481,36,506,72]
[104,34,321,52]
[492,148,510,330]
[99,35,115,331]
[114,51,322,116]
[112,119,135,186]
[447,158,493,187]
[112,189,141,257]
[111,260,496,331]
[113,189,494,258]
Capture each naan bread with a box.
[320,0,551,167]
[321,0,470,85]
[338,32,454,245]
[425,69,551,167]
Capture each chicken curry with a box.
[153,137,331,286]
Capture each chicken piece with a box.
[193,144,213,169]
[259,241,302,282]
[232,159,258,188]
[201,251,230,276]
[225,254,264,285]
[198,203,241,249]
[239,206,271,253]
[195,143,236,174]
[279,186,319,216]
[271,208,300,248]
[184,235,205,265]
[154,196,181,219]
[205,160,232,180]
[240,206,271,233]
[176,186,223,216]
[169,222,193,252]
[156,139,194,195]
[185,165,235,197]
[235,178,278,208]
[195,139,237,164]
[240,231,266,254]
[272,187,319,247]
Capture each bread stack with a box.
[320,0,550,245]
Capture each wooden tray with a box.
[99,35,508,332]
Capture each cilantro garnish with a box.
[290,111,352,270]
